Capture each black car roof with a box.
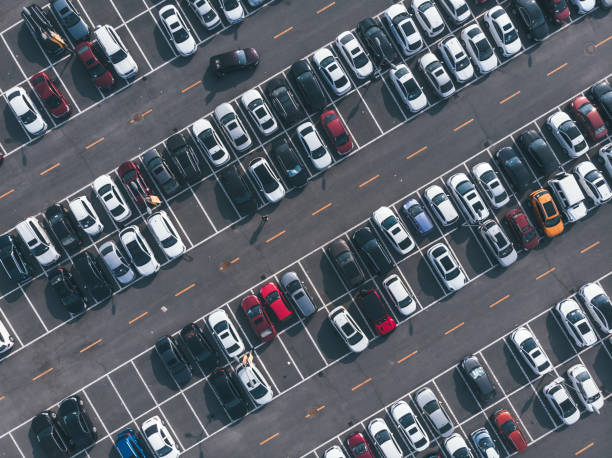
[167,134,186,151]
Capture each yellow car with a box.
[530,189,563,238]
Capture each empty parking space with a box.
[167,190,217,244]
[159,394,206,449]
[435,367,482,423]
[84,378,132,433]
[126,13,174,68]
[359,76,407,132]
[481,340,529,394]
[528,313,577,366]
[301,249,346,305]
[108,364,157,418]
[132,351,180,403]
[80,0,122,28]
[87,437,118,458]
[579,344,612,395]
[0,290,46,343]
[255,337,302,393]
[397,252,444,306]
[508,385,556,440]
[334,91,379,147]
[112,0,148,21]
[183,380,230,433]
[277,321,326,378]
[190,175,240,231]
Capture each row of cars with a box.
[323,281,611,458]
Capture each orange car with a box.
[529,189,563,237]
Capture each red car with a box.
[241,295,277,342]
[75,42,114,89]
[492,409,528,452]
[505,208,539,251]
[346,432,374,458]
[260,282,293,322]
[357,289,396,336]
[118,161,152,208]
[30,72,70,118]
[321,109,353,155]
[543,0,570,22]
[571,95,608,141]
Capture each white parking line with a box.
[19,286,49,333]
[0,306,23,348]
[275,333,306,381]
[9,432,26,458]
[81,389,111,437]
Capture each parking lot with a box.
[0,0,611,457]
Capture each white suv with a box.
[483,6,521,57]
[16,217,60,266]
[478,220,517,267]
[438,36,474,83]
[93,24,138,79]
[447,173,489,224]
[6,86,47,136]
[427,243,466,291]
[547,172,587,222]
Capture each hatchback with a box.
[478,220,517,268]
[321,110,353,154]
[571,95,608,141]
[50,0,89,41]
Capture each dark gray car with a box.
[328,239,365,288]
[280,271,316,316]
[142,148,180,196]
[50,0,89,42]
[517,130,558,176]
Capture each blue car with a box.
[115,429,147,458]
[402,198,434,235]
[50,0,89,42]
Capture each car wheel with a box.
[50,412,57,419]
[79,399,84,406]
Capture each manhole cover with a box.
[585,42,596,55]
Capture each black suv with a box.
[265,77,303,126]
[327,239,365,288]
[156,335,193,386]
[21,5,68,57]
[357,18,398,67]
[288,60,327,112]
[32,410,73,458]
[352,227,393,275]
[272,139,308,188]
[209,368,247,420]
[49,268,86,316]
[517,130,558,176]
[460,355,496,403]
[180,323,219,371]
[142,148,180,197]
[45,203,81,251]
[0,234,32,283]
[73,252,112,303]
[58,395,97,452]
[219,165,257,215]
[166,134,201,182]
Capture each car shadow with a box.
[149,349,180,391]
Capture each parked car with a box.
[329,306,368,353]
[210,48,259,76]
[515,0,548,41]
[418,53,455,98]
[478,220,517,268]
[141,416,180,458]
[209,368,247,419]
[357,289,396,336]
[352,227,393,275]
[439,0,471,23]
[166,133,201,182]
[438,36,474,83]
[504,208,539,250]
[312,47,352,96]
[573,160,612,205]
[219,165,258,214]
[99,240,135,285]
[447,173,490,224]
[45,203,81,251]
[30,72,70,118]
[6,86,47,136]
[191,118,230,167]
[411,0,445,38]
[424,185,459,226]
[75,42,114,89]
[509,326,552,375]
[427,243,466,291]
[461,354,496,403]
[578,282,612,334]
[248,157,285,203]
[272,139,308,188]
[382,274,416,316]
[73,251,112,303]
[32,411,73,458]
[356,17,398,67]
[542,0,571,22]
[383,4,423,56]
[119,226,160,276]
[546,111,588,158]
[50,0,89,41]
[142,148,180,197]
[444,434,473,458]
[260,282,293,322]
[16,217,60,267]
[180,322,218,370]
[115,428,147,458]
[57,395,97,451]
[402,198,434,235]
[0,234,31,283]
[590,81,612,124]
[599,143,612,178]
[242,294,277,342]
[118,160,152,209]
[187,0,221,30]
[461,24,498,74]
[567,364,604,412]
[328,239,365,288]
[235,361,273,405]
[389,400,429,452]
[372,206,415,255]
[570,0,596,14]
[470,427,499,458]
[207,309,245,358]
[93,174,131,223]
[281,271,317,317]
[296,122,332,170]
[556,297,598,348]
[265,77,303,126]
[335,31,373,79]
[389,64,427,112]
[496,146,532,193]
[483,6,521,57]
[517,130,559,176]
[147,211,185,259]
[68,196,104,236]
[542,377,580,426]
[241,88,278,136]
[214,102,252,152]
[415,387,454,437]
[471,162,509,209]
[321,109,353,154]
[571,95,608,141]
[491,409,528,452]
[93,24,138,78]
[21,4,68,56]
[49,268,86,316]
[156,335,192,386]
[158,5,196,56]
[367,418,402,458]
[346,432,374,458]
[289,60,328,111]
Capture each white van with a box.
[93,24,138,79]
[548,172,587,222]
[16,217,60,266]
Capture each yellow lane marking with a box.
[444,322,465,335]
[453,118,474,132]
[0,395,5,401]
[312,203,332,216]
[359,174,380,188]
[175,283,196,297]
[489,294,510,309]
[40,163,60,176]
[0,189,15,199]
[230,257,240,264]
[546,62,568,77]
[181,80,202,94]
[499,90,521,105]
[259,432,279,446]
[397,350,418,364]
[351,377,372,391]
[274,26,294,39]
[32,368,54,381]
[85,137,104,150]
[595,34,612,48]
[536,267,556,280]
[79,338,102,353]
[305,405,326,418]
[316,1,335,14]
[406,146,427,160]
[575,442,595,455]
[128,311,148,325]
[580,241,600,254]
[266,230,286,244]
[129,108,153,124]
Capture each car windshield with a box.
[351,443,367,455]
[161,235,178,249]
[398,413,415,428]
[403,79,421,100]
[353,53,369,68]
[256,166,279,193]
[157,444,173,456]
[456,57,470,71]
[423,399,439,414]
[469,366,485,380]
[456,181,474,194]
[566,309,585,324]
[336,75,348,88]
[109,49,128,64]
[503,29,518,45]
[432,193,447,205]
[374,429,390,443]
[523,230,536,243]
[478,436,494,450]
[20,110,37,124]
[265,290,280,303]
[381,215,398,230]
[89,63,107,79]
[126,241,150,266]
[592,295,612,321]
[544,214,561,227]
[501,420,517,435]
[64,12,80,27]
[334,133,349,147]
[418,2,433,13]
[559,399,577,417]
[44,94,62,109]
[198,130,217,149]
[521,338,537,352]
[173,29,189,43]
[246,305,261,318]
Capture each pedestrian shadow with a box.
[249,218,267,244]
